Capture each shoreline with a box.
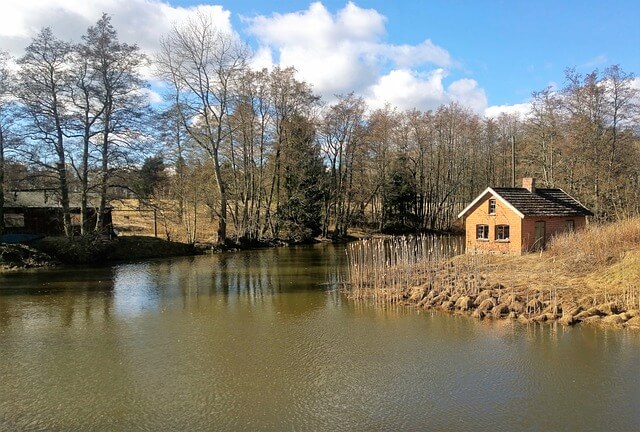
[345,219,640,330]
[345,253,640,330]
[403,282,639,329]
[346,281,640,330]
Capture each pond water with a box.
[0,244,639,431]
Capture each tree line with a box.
[0,13,638,243]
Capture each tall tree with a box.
[16,28,74,236]
[264,67,319,238]
[157,12,247,243]
[68,39,103,234]
[276,114,325,241]
[525,87,563,187]
[82,14,148,232]
[320,93,367,238]
[0,51,17,234]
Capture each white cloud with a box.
[484,103,532,119]
[366,69,487,114]
[447,79,488,114]
[139,87,163,105]
[0,1,492,114]
[250,46,275,71]
[381,40,452,69]
[244,1,477,110]
[367,69,447,111]
[0,0,232,57]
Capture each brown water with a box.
[0,244,639,431]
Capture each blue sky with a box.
[183,0,640,106]
[2,0,638,115]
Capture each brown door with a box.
[534,221,546,249]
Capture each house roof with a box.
[3,190,104,209]
[457,187,593,219]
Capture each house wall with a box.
[521,216,586,251]
[4,207,112,236]
[464,194,523,254]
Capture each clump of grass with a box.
[548,217,640,272]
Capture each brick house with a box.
[457,178,593,254]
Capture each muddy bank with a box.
[1,234,334,269]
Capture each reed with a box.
[346,235,467,301]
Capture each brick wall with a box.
[521,216,586,251]
[464,194,523,254]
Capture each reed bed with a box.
[347,235,466,301]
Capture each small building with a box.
[3,189,112,236]
[457,178,593,254]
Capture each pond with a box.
[1,244,639,431]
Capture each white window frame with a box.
[495,224,510,241]
[476,224,489,241]
[488,199,496,215]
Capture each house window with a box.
[566,220,575,232]
[476,224,489,240]
[495,225,510,241]
[488,199,496,215]
[4,213,25,228]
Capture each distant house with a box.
[3,189,112,236]
[457,178,593,254]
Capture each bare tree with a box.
[82,14,148,232]
[16,28,74,236]
[68,42,104,234]
[320,93,367,237]
[525,87,562,187]
[0,51,17,234]
[157,12,247,243]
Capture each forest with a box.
[0,13,638,244]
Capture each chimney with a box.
[522,177,536,193]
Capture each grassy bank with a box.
[346,218,640,329]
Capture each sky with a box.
[1,0,638,116]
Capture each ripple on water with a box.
[1,248,639,431]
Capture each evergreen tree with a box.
[277,115,326,242]
[382,154,418,233]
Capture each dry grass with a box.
[461,218,640,303]
[548,217,640,273]
[111,199,218,243]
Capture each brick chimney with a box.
[522,177,536,193]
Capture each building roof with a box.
[457,186,593,219]
[492,187,594,217]
[3,190,104,209]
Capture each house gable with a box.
[457,187,525,219]
[462,191,524,254]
